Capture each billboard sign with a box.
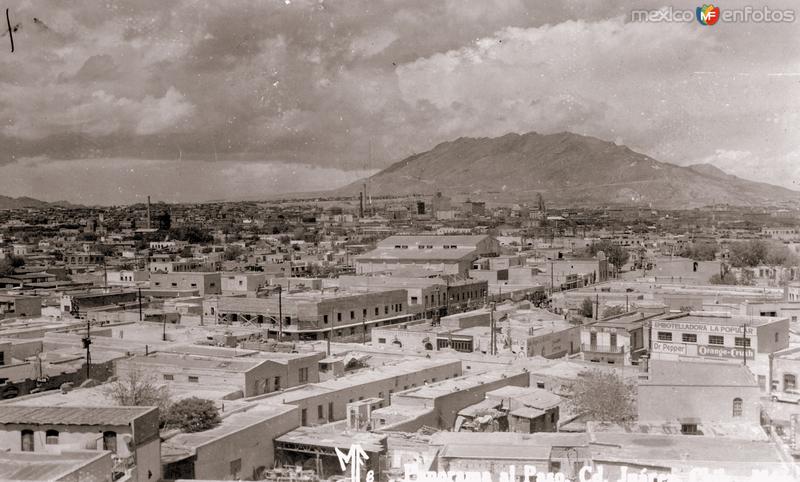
[697,344,754,360]
[652,341,687,355]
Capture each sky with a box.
[0,0,798,204]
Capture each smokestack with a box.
[359,191,364,218]
[363,183,368,217]
[147,196,151,229]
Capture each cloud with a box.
[0,0,796,203]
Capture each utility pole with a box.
[490,303,496,356]
[595,294,599,320]
[83,319,92,380]
[162,316,167,341]
[138,288,143,322]
[278,284,283,341]
[742,323,748,366]
[550,260,554,296]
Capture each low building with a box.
[649,311,789,390]
[206,288,413,341]
[249,357,462,427]
[0,405,161,482]
[579,311,658,365]
[0,450,114,481]
[638,360,761,431]
[150,272,221,296]
[221,272,267,294]
[116,350,320,398]
[355,235,500,276]
[163,403,298,480]
[0,295,42,319]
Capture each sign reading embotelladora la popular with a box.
[652,320,755,335]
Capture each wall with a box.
[192,408,299,481]
[638,384,760,425]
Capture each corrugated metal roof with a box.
[0,406,155,426]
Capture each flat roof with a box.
[642,360,757,387]
[251,357,460,404]
[276,424,386,453]
[653,312,786,328]
[0,405,155,426]
[164,403,295,450]
[0,450,110,481]
[125,352,266,372]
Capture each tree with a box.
[163,397,221,433]
[568,369,636,423]
[588,241,629,274]
[224,245,245,261]
[0,255,25,276]
[728,240,768,268]
[709,272,740,285]
[602,305,626,319]
[680,241,718,261]
[580,298,594,318]
[157,211,172,231]
[104,369,171,426]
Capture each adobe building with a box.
[205,287,412,341]
[0,405,161,482]
[638,360,761,432]
[355,235,500,276]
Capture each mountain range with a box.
[0,195,77,210]
[335,131,797,208]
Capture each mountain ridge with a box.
[333,131,797,208]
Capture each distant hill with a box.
[333,131,797,208]
[0,195,78,210]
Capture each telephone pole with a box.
[490,303,496,356]
[277,284,283,340]
[137,288,143,322]
[82,319,92,379]
[742,323,749,366]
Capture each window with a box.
[45,429,59,445]
[337,313,342,322]
[350,311,355,320]
[537,382,546,389]
[735,337,751,347]
[657,332,672,342]
[709,335,724,345]
[375,307,379,316]
[188,376,199,383]
[776,332,780,342]
[323,315,328,324]
[103,431,117,452]
[682,333,697,343]
[163,374,174,381]
[301,409,307,425]
[299,367,309,383]
[589,332,597,346]
[732,398,743,417]
[230,458,242,478]
[384,306,389,314]
[274,376,281,390]
[610,333,617,348]
[784,374,797,390]
[318,404,324,420]
[681,424,698,435]
[411,297,418,305]
[21,430,33,452]
[378,338,386,344]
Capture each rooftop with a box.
[0,450,110,481]
[642,360,757,387]
[275,424,387,453]
[0,405,155,426]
